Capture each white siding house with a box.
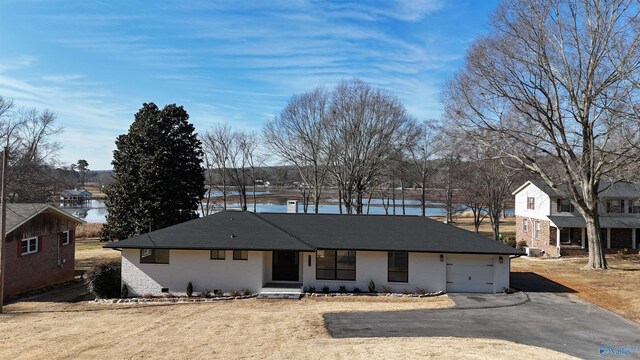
[107,211,521,296]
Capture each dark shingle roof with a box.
[105,211,522,255]
[548,215,640,228]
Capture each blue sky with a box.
[0,0,497,170]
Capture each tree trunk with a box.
[421,186,426,217]
[338,187,343,214]
[392,181,396,215]
[584,214,608,269]
[400,180,405,215]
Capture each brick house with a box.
[3,204,84,296]
[513,180,640,257]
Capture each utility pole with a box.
[0,146,8,313]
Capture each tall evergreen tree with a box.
[101,103,205,241]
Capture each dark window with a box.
[140,249,170,264]
[388,252,408,283]
[210,250,225,260]
[527,197,535,210]
[606,200,624,213]
[61,231,70,245]
[233,250,248,260]
[21,237,38,255]
[629,200,640,214]
[316,250,356,281]
[556,199,575,213]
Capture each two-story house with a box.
[513,180,640,257]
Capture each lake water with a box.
[58,199,513,223]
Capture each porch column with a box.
[607,228,611,249]
[633,228,637,249]
[556,228,561,250]
[581,227,586,249]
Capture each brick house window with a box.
[140,249,170,264]
[233,250,248,260]
[534,221,541,240]
[527,197,535,210]
[523,219,528,233]
[21,237,38,255]
[61,231,70,245]
[606,200,624,213]
[629,200,640,214]
[556,199,575,213]
[210,250,225,260]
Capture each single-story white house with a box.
[105,211,523,296]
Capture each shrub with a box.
[141,293,154,299]
[214,289,223,296]
[321,285,330,294]
[120,284,129,298]
[240,288,251,296]
[352,287,362,293]
[228,289,239,297]
[84,261,121,299]
[200,289,212,298]
[368,280,376,293]
[307,286,316,294]
[187,282,194,297]
[516,240,527,250]
[163,292,176,298]
[503,235,517,248]
[415,288,427,295]
[338,285,347,293]
[400,288,411,295]
[381,286,392,294]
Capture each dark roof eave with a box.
[105,244,522,255]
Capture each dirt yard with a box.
[0,295,576,359]
[512,254,640,323]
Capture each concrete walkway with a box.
[324,292,640,359]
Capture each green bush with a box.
[368,280,376,293]
[308,286,316,293]
[352,287,362,293]
[240,288,251,296]
[187,282,193,297]
[84,261,121,299]
[200,289,212,298]
[321,285,330,294]
[121,284,129,298]
[338,285,347,293]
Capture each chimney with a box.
[287,200,299,214]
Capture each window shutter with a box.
[556,199,560,212]
[17,238,22,257]
[38,236,43,253]
[70,229,75,244]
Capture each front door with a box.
[272,251,299,281]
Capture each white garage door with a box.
[446,255,494,293]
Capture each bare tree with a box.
[226,130,258,211]
[454,161,488,233]
[326,79,418,214]
[407,120,440,216]
[202,124,234,211]
[263,88,333,213]
[444,0,640,269]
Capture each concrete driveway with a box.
[325,290,640,359]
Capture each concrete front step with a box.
[258,282,303,299]
[256,292,302,300]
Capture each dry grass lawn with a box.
[74,237,119,273]
[512,254,640,323]
[0,297,576,359]
[433,216,516,239]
